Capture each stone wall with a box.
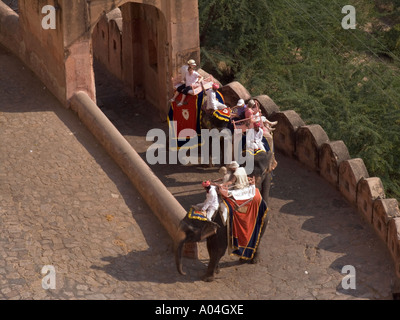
[91,3,201,116]
[219,80,400,279]
[92,8,124,80]
[0,0,201,116]
[0,0,67,102]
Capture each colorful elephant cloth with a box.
[168,90,225,150]
[222,188,268,260]
[212,108,231,122]
[168,92,202,150]
[187,207,208,222]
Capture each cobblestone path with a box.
[0,44,397,300]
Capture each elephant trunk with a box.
[254,175,262,191]
[175,238,187,276]
[174,218,220,276]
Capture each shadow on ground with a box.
[266,153,396,299]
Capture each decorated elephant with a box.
[200,108,232,131]
[175,188,269,282]
[199,87,231,132]
[175,150,274,282]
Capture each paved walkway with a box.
[0,44,397,300]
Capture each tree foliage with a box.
[199,0,400,200]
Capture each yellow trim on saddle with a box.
[213,109,231,122]
[245,149,266,156]
[188,207,208,222]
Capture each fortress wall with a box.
[92,10,124,81]
[87,0,200,117]
[0,0,201,117]
[0,1,20,55]
[221,80,400,278]
[0,0,66,103]
[90,1,200,118]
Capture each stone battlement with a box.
[218,80,400,279]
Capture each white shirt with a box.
[233,167,249,189]
[246,128,265,151]
[185,70,201,87]
[252,111,261,122]
[206,89,227,111]
[201,186,219,211]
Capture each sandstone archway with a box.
[62,0,200,118]
[91,3,169,117]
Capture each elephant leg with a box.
[203,249,226,282]
[202,235,220,282]
[202,233,227,282]
[261,172,272,206]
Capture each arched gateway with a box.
[2,0,200,117]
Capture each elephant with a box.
[200,109,231,131]
[245,148,274,202]
[175,149,274,282]
[199,88,230,132]
[199,109,233,167]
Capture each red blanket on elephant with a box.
[168,93,202,150]
[222,188,268,260]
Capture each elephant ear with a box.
[179,216,219,242]
[179,218,203,242]
[199,220,220,241]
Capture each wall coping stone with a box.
[319,141,351,186]
[218,81,251,107]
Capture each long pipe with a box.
[70,91,186,243]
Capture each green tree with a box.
[199,0,400,200]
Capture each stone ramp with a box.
[0,44,397,300]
